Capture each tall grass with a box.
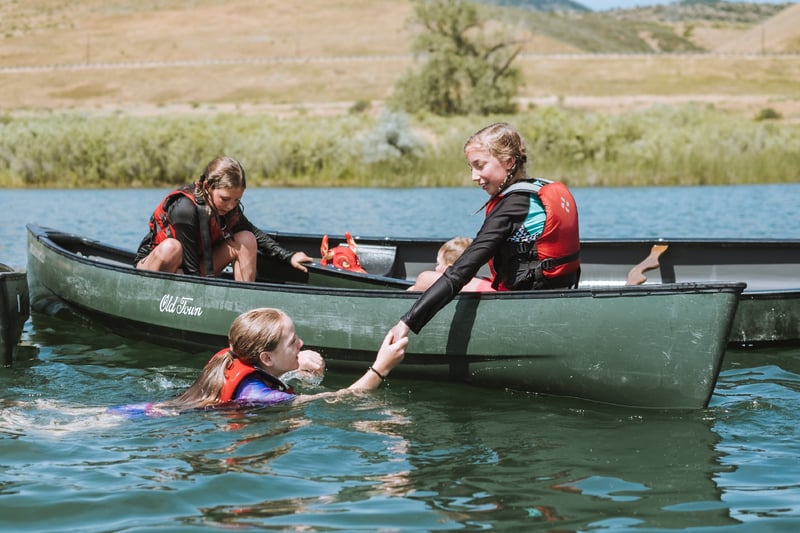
[0,106,798,188]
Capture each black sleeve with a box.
[231,211,294,264]
[401,194,529,334]
[169,197,203,276]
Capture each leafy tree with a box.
[391,0,524,116]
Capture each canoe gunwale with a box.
[265,229,800,248]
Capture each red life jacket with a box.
[150,185,237,247]
[213,349,294,403]
[486,179,580,290]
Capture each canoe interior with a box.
[40,228,414,290]
[578,240,800,291]
[53,228,799,294]
[262,231,800,292]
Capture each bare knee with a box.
[227,231,258,281]
[228,231,257,261]
[233,231,257,251]
[137,239,183,272]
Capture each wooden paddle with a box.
[626,244,669,285]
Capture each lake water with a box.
[1,184,799,532]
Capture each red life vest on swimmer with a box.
[213,348,294,403]
[486,178,580,290]
[149,184,241,247]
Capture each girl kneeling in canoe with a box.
[135,156,312,281]
[109,308,407,417]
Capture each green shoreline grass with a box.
[2,105,798,189]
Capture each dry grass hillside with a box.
[1,0,798,118]
[715,3,800,53]
[1,0,414,64]
[608,1,797,53]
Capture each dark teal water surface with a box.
[1,184,798,532]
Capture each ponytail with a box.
[162,349,233,410]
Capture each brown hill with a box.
[0,0,414,66]
[715,3,800,53]
[1,0,798,119]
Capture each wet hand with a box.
[373,332,408,377]
[388,321,410,344]
[297,349,325,375]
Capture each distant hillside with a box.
[482,0,797,52]
[477,0,589,11]
[597,1,798,53]
[480,0,791,18]
[611,1,790,22]
[1,0,798,115]
[498,7,703,52]
[716,3,800,52]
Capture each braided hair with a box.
[465,122,528,209]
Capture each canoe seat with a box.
[352,244,398,277]
[305,262,412,289]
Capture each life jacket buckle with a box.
[539,258,555,270]
[514,241,537,258]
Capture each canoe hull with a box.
[26,225,744,409]
[0,264,30,367]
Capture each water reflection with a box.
[711,347,800,526]
[388,385,739,530]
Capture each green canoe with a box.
[26,224,744,409]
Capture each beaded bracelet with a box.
[368,366,386,381]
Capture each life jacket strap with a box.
[196,204,215,277]
[538,250,580,271]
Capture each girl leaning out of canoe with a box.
[108,308,408,417]
[134,156,312,281]
[389,122,581,343]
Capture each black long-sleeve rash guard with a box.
[401,193,530,334]
[140,195,294,276]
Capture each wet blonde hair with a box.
[165,308,287,410]
[228,308,287,365]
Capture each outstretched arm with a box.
[347,332,408,391]
[293,332,407,403]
